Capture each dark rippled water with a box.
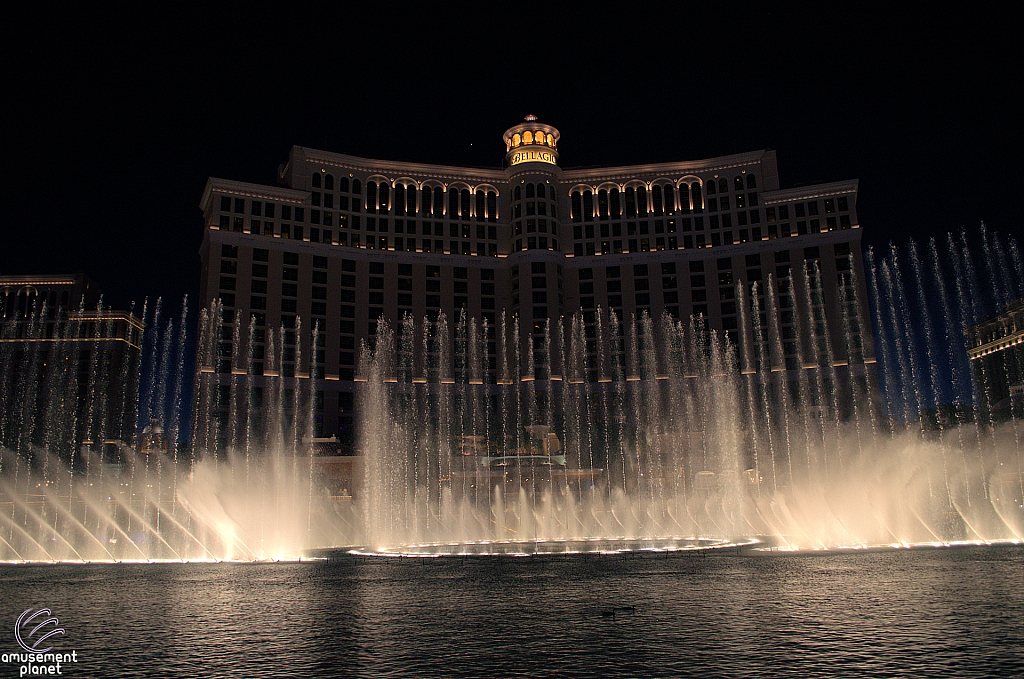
[1,546,1022,678]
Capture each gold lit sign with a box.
[510,149,556,166]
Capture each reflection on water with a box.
[1,546,1022,678]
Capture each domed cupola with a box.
[503,115,560,168]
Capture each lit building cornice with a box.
[561,150,770,183]
[201,178,309,211]
[294,146,505,185]
[761,180,859,204]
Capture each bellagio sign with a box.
[509,149,557,166]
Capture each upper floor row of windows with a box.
[513,183,555,202]
[221,173,861,230]
[570,182,705,221]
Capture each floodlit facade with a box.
[197,117,876,444]
[0,274,144,456]
[968,297,1024,419]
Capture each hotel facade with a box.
[196,117,876,445]
[0,274,144,457]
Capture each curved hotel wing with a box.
[197,117,876,442]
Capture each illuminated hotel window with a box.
[524,131,533,143]
[475,190,485,220]
[487,192,497,221]
[637,187,648,216]
[404,185,416,216]
[421,187,433,215]
[434,187,445,216]
[512,133,521,146]
[393,184,405,215]
[691,184,703,212]
[448,190,458,219]
[366,182,377,213]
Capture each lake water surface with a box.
[1,545,1021,678]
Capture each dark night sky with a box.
[3,6,1020,313]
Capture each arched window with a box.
[692,182,704,212]
[536,183,546,199]
[625,187,637,218]
[546,133,554,146]
[734,176,744,192]
[352,178,361,195]
[448,189,458,218]
[679,184,691,213]
[746,174,756,189]
[637,186,648,217]
[524,131,534,143]
[514,186,522,201]
[610,188,621,218]
[663,184,675,213]
[571,192,582,222]
[433,187,444,216]
[324,174,334,190]
[475,189,485,219]
[718,178,727,194]
[312,173,322,188]
[393,184,405,216]
[597,189,609,218]
[378,183,389,212]
[460,189,471,220]
[405,185,416,216]
[422,186,434,216]
[487,191,497,221]
[706,180,716,195]
[512,133,521,147]
[366,182,377,213]
[525,184,535,199]
[339,177,349,193]
[583,190,594,220]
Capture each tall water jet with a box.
[1,228,1022,560]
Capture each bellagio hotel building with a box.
[198,116,875,442]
